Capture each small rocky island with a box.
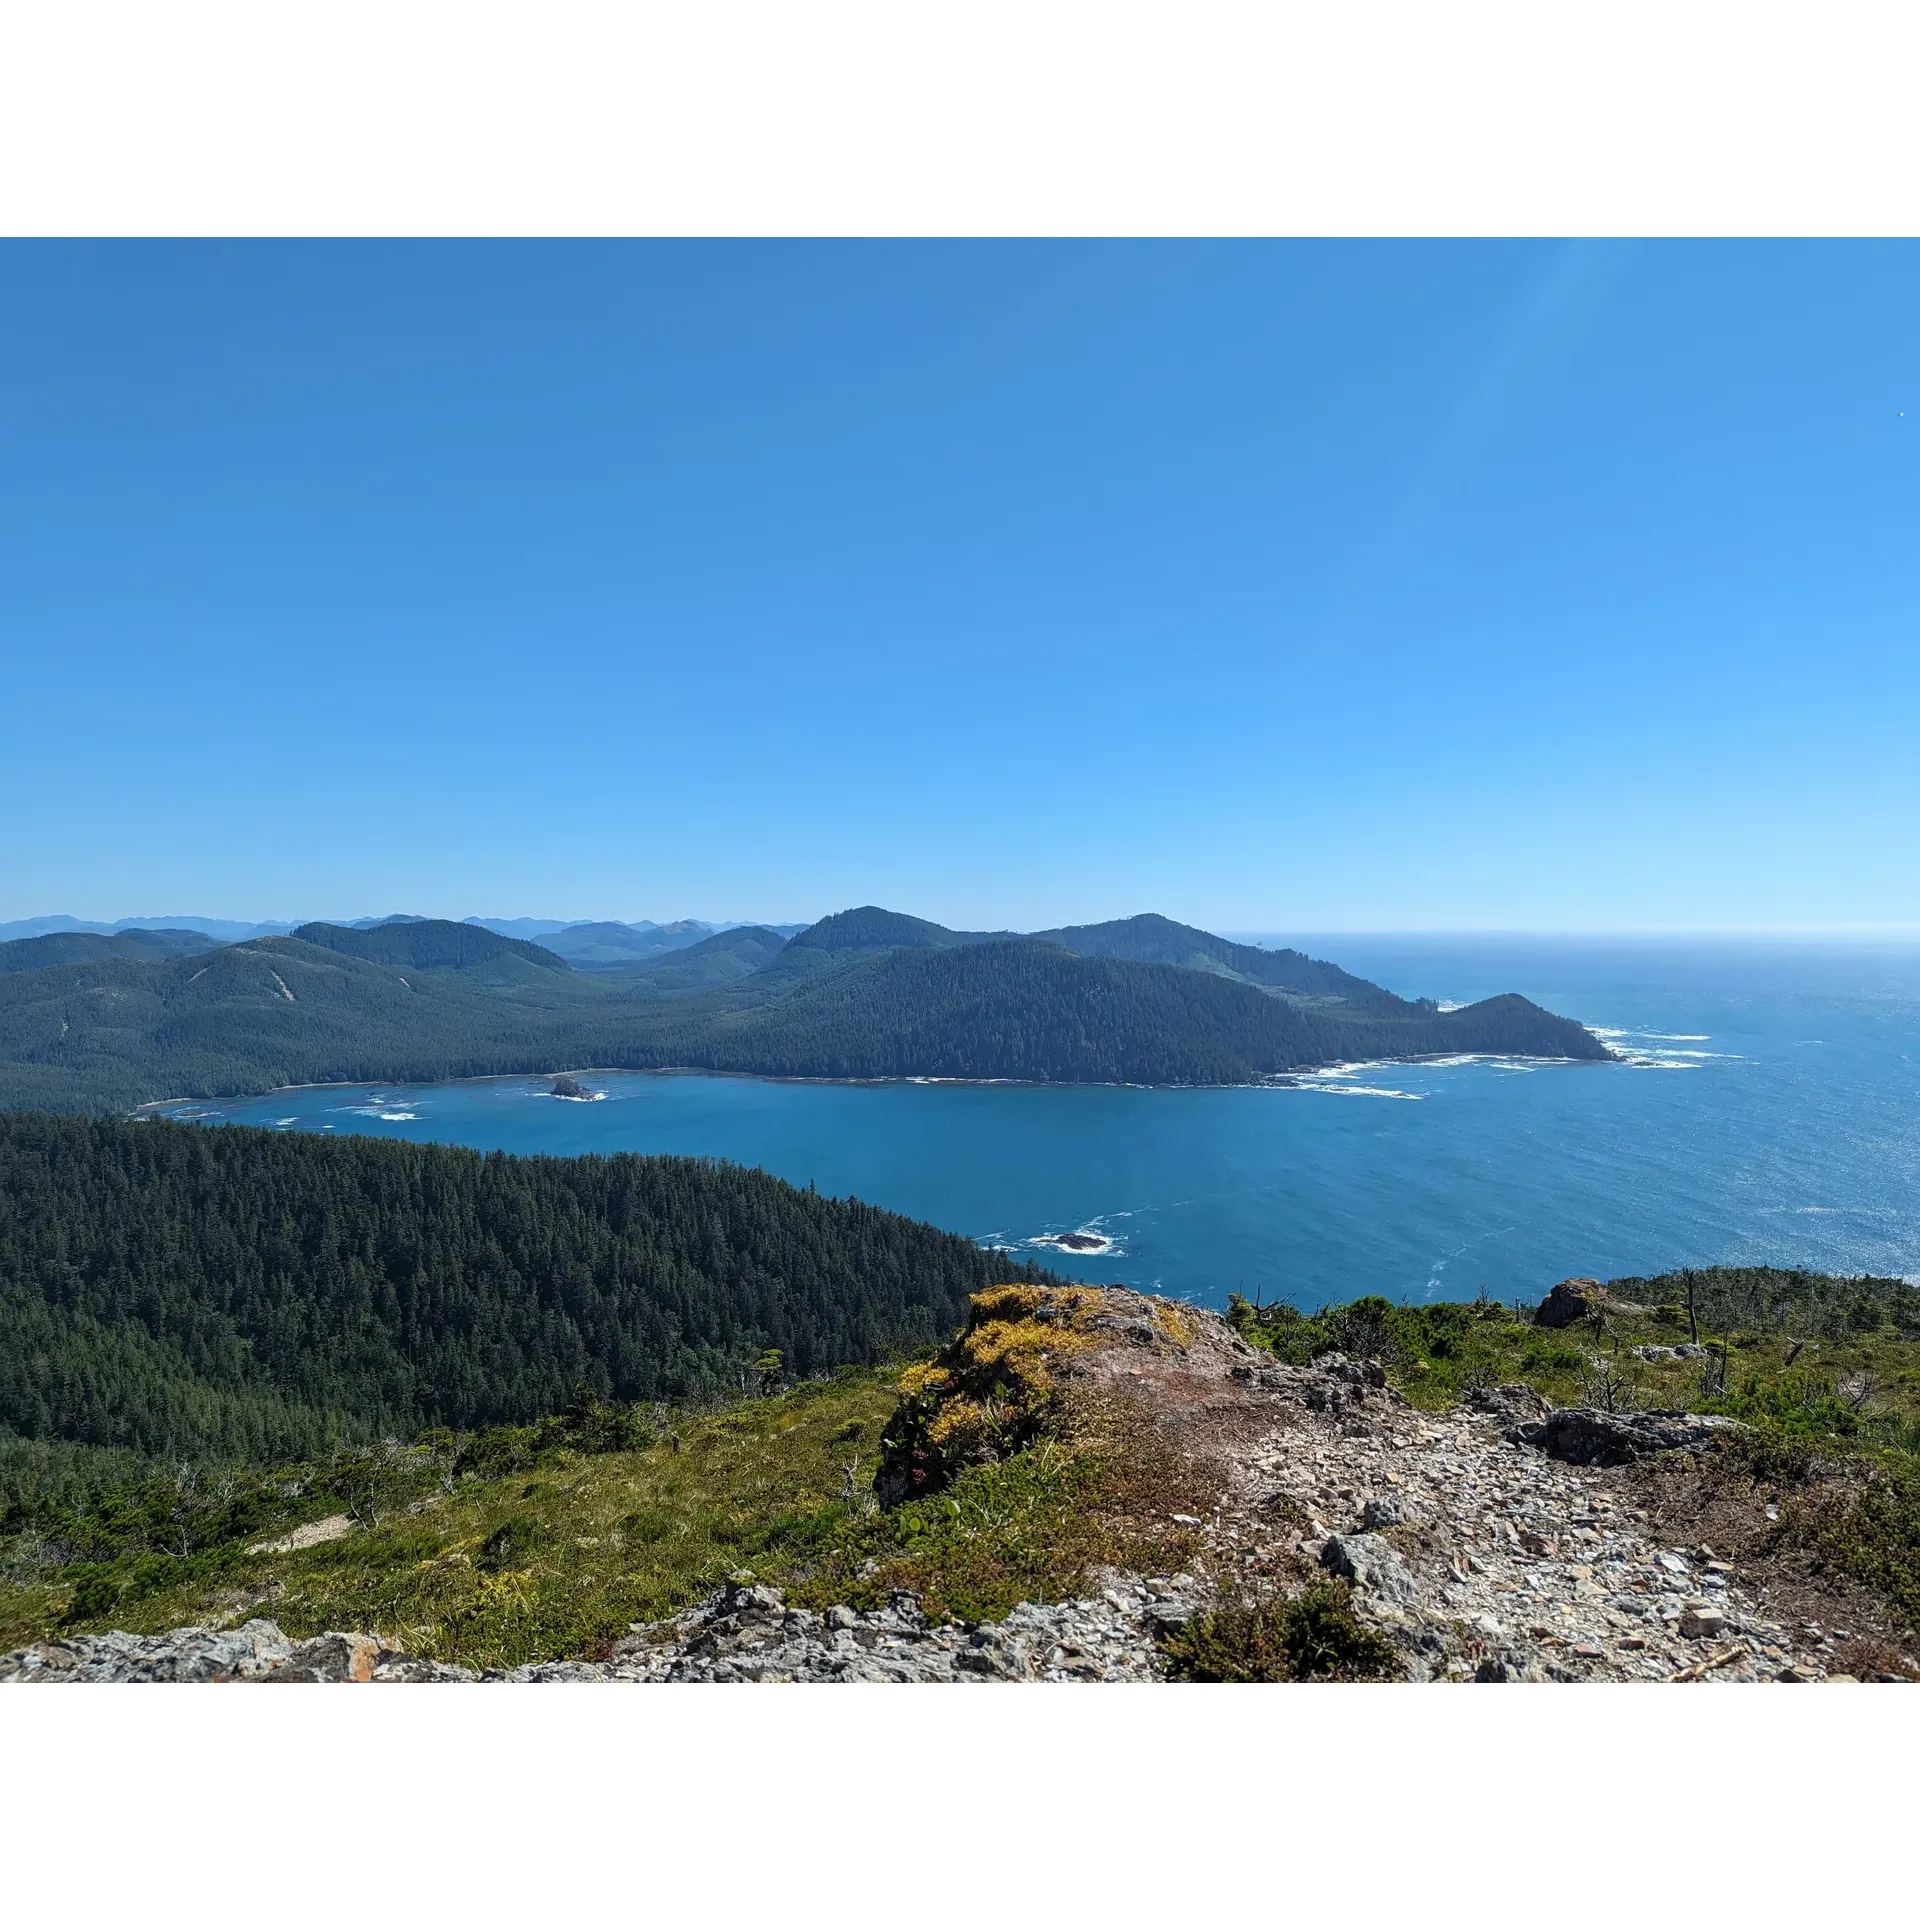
[1038,1230,1112,1254]
[548,1075,601,1101]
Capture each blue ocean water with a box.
[163,939,1920,1312]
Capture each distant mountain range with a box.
[0,913,806,948]
[0,907,1610,1112]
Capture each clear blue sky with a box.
[3,241,1915,933]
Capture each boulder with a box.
[1320,1533,1422,1608]
[1535,1279,1609,1328]
[1467,1383,1551,1434]
[1520,1407,1743,1468]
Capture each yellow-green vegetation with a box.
[0,1342,1204,1664]
[878,1282,1109,1502]
[822,1389,1207,1624]
[2,1377,893,1665]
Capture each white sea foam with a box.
[1263,1063,1426,1099]
[1596,1024,1746,1068]
[1009,1227,1126,1257]
[1596,1025,1741,1070]
[1296,1084,1423,1099]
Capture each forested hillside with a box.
[290,919,569,972]
[629,926,790,989]
[537,920,718,968]
[587,941,1607,1082]
[0,908,1608,1111]
[1035,915,1410,1014]
[783,906,1011,955]
[0,935,606,1113]
[0,929,221,974]
[0,1113,1019,1462]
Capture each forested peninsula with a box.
[0,907,1609,1113]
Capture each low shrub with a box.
[1164,1581,1400,1683]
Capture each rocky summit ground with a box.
[4,1284,1906,1682]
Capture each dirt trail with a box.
[1031,1285,1867,1680]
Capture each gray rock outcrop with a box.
[1518,1407,1743,1468]
[0,1619,295,1683]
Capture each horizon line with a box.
[8,909,1920,946]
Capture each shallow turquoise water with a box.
[166,939,1920,1311]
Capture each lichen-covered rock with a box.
[1320,1533,1421,1608]
[566,1573,1173,1683]
[0,1619,294,1683]
[260,1632,392,1682]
